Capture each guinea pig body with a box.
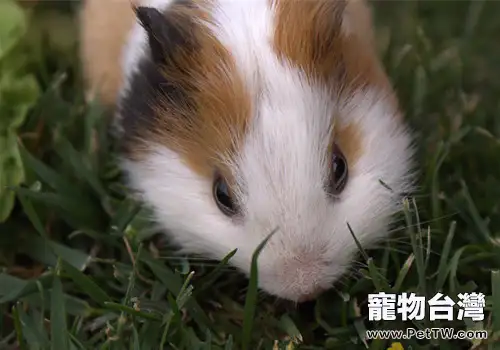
[80,0,415,302]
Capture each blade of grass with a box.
[463,0,486,39]
[103,302,162,322]
[142,255,211,333]
[278,314,303,344]
[0,273,29,295]
[132,325,140,350]
[111,243,143,349]
[346,222,370,262]
[15,185,104,230]
[54,136,107,198]
[69,333,88,350]
[429,141,448,234]
[403,198,426,296]
[224,335,234,350]
[492,270,500,348]
[412,65,427,118]
[51,260,69,350]
[392,253,415,292]
[35,280,46,335]
[12,303,27,350]
[194,249,237,295]
[436,221,457,290]
[176,271,195,308]
[446,246,469,295]
[17,306,49,347]
[460,180,494,244]
[347,222,388,291]
[353,318,369,349]
[412,198,431,274]
[159,293,182,349]
[23,290,92,317]
[15,185,48,238]
[138,318,162,350]
[20,233,91,270]
[242,227,278,350]
[61,260,111,305]
[18,143,82,197]
[0,273,53,303]
[109,198,142,236]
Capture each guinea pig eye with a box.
[329,144,348,195]
[213,175,237,216]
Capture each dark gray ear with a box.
[134,6,189,64]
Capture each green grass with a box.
[1,0,500,349]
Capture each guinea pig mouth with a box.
[258,259,335,302]
[264,280,329,303]
[295,287,326,303]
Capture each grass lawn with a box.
[1,0,500,349]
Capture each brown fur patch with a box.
[272,0,346,84]
[272,0,398,169]
[125,0,251,182]
[80,0,137,106]
[326,119,363,180]
[271,0,394,94]
[335,122,363,169]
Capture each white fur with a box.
[118,0,415,302]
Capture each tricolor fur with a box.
[80,0,415,302]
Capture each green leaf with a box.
[0,0,27,60]
[0,131,25,222]
[1,73,40,130]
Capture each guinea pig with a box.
[80,0,415,303]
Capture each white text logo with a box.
[367,292,485,321]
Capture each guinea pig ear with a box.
[134,6,183,64]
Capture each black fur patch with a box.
[117,1,198,156]
[135,6,192,64]
[118,58,177,155]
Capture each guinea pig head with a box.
[118,0,415,303]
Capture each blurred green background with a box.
[0,0,500,349]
